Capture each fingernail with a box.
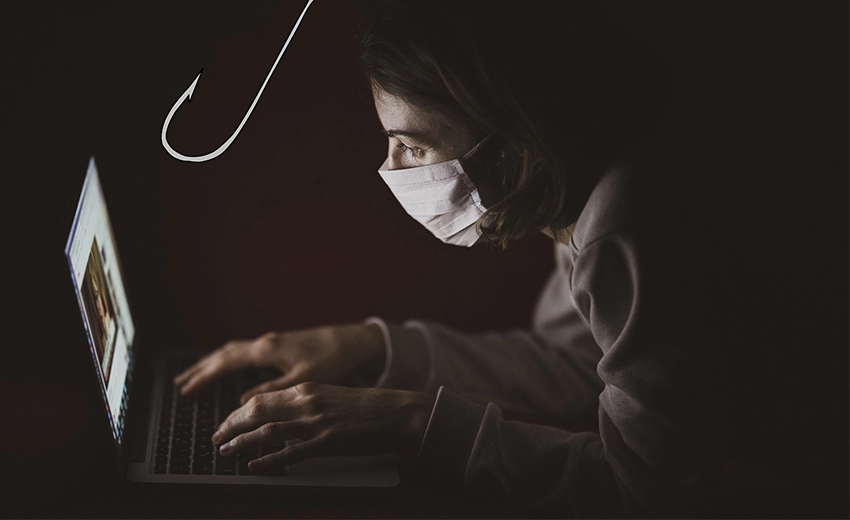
[212,432,221,444]
[219,441,232,455]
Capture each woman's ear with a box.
[462,134,505,209]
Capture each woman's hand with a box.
[173,323,386,403]
[212,383,435,473]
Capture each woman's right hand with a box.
[173,322,386,404]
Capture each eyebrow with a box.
[384,128,435,146]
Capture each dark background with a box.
[1,2,554,517]
[1,1,847,518]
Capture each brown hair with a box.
[357,0,675,247]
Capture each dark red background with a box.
[2,1,552,516]
[153,0,554,351]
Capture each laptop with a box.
[64,156,400,487]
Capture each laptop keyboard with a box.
[154,357,284,476]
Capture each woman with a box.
[174,1,846,517]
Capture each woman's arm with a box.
[369,242,604,428]
[415,234,727,517]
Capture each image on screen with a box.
[80,237,122,382]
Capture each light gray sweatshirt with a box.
[368,164,742,517]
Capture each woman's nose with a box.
[384,147,401,171]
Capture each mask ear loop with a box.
[460,132,496,161]
[457,132,496,215]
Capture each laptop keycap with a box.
[215,455,236,475]
[238,453,252,475]
[153,359,285,477]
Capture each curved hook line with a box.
[161,0,315,162]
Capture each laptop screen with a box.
[65,157,136,448]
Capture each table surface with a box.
[6,442,534,519]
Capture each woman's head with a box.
[372,86,476,172]
[357,0,675,246]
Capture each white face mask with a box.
[377,136,490,247]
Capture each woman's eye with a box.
[397,143,424,158]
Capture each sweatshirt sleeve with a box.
[416,234,727,517]
[366,242,604,427]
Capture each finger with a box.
[180,341,247,374]
[247,437,327,474]
[176,335,275,390]
[240,372,303,405]
[213,389,299,445]
[179,367,221,396]
[173,358,208,386]
[179,349,255,396]
[173,346,232,388]
[218,421,306,457]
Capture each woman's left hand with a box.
[211,382,436,473]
